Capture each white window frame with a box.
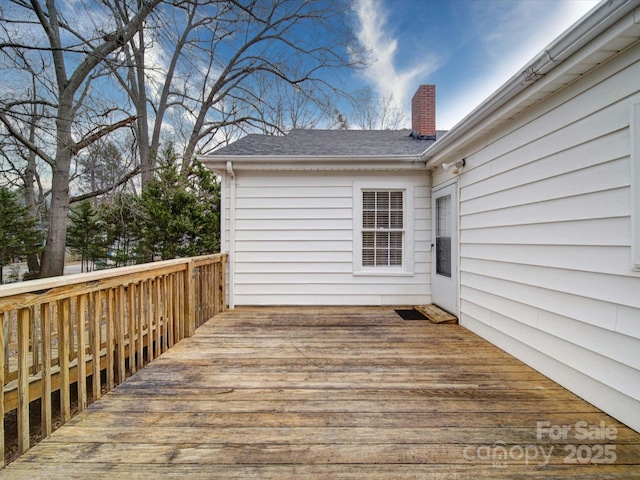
[632,102,640,271]
[353,181,414,276]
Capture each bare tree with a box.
[250,67,346,134]
[0,0,160,277]
[0,67,50,276]
[0,0,363,278]
[74,139,137,199]
[107,0,364,184]
[351,87,407,130]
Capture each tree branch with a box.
[0,111,55,166]
[70,164,140,203]
[72,115,136,155]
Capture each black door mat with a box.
[395,309,428,321]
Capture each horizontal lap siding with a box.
[453,44,640,430]
[232,171,430,306]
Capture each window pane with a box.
[390,249,402,266]
[390,210,403,229]
[436,195,451,237]
[389,231,403,248]
[363,191,375,209]
[436,194,452,277]
[375,232,388,248]
[375,249,389,266]
[376,191,389,210]
[390,191,403,209]
[436,237,451,277]
[376,210,389,229]
[363,249,375,266]
[363,211,375,228]
[363,231,374,248]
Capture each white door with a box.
[432,183,458,315]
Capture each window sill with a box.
[353,269,414,277]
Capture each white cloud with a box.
[352,0,439,116]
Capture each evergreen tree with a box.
[0,187,43,283]
[66,201,107,272]
[99,192,143,267]
[136,146,220,262]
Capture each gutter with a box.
[203,154,424,164]
[422,0,640,163]
[226,160,235,179]
[201,154,428,171]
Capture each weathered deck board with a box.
[2,306,639,479]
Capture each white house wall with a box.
[226,170,431,306]
[433,41,640,430]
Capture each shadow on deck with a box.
[2,306,639,478]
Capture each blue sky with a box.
[350,0,600,129]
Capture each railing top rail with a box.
[0,253,227,311]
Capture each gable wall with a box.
[224,170,431,306]
[433,41,640,431]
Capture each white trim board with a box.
[632,102,640,271]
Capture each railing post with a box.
[184,259,195,337]
[221,253,227,312]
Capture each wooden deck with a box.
[2,306,639,478]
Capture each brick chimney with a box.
[411,85,436,137]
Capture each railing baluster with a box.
[147,280,154,362]
[128,283,136,374]
[155,277,161,356]
[3,313,8,386]
[91,291,101,401]
[40,303,52,438]
[184,260,194,337]
[162,275,169,352]
[30,307,38,376]
[77,294,87,412]
[172,274,180,343]
[167,275,174,348]
[58,299,71,424]
[17,307,30,454]
[117,285,126,384]
[138,281,144,368]
[204,265,210,322]
[214,263,219,315]
[106,289,115,391]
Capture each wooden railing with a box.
[0,253,227,466]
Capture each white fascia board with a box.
[200,154,427,172]
[422,0,640,166]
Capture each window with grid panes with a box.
[362,191,404,267]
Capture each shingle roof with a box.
[210,129,445,157]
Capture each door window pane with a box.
[436,195,452,277]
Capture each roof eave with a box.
[422,0,640,166]
[199,154,428,172]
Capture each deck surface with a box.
[2,306,639,478]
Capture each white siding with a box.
[225,170,431,306]
[434,42,640,431]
